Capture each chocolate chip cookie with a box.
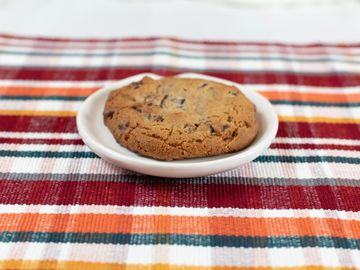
[103,76,258,160]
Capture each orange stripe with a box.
[278,116,360,124]
[260,91,360,103]
[0,260,354,270]
[0,213,360,238]
[0,110,77,116]
[0,110,358,124]
[0,86,98,96]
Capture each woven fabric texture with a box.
[0,34,359,269]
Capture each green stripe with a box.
[0,232,359,249]
[1,95,359,107]
[0,95,86,101]
[1,49,360,65]
[255,155,359,164]
[1,150,358,164]
[271,100,360,107]
[0,150,98,158]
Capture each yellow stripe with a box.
[0,260,357,270]
[0,110,77,117]
[278,116,360,124]
[0,110,359,124]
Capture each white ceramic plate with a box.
[76,73,278,178]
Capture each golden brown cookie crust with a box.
[103,76,258,160]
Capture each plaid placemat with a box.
[0,33,359,269]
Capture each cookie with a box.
[103,76,258,160]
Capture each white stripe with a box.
[0,204,360,221]
[2,144,359,158]
[0,100,81,111]
[1,132,358,146]
[1,157,358,179]
[0,132,81,139]
[212,162,359,179]
[1,54,360,73]
[2,46,360,61]
[254,85,360,94]
[1,80,360,93]
[0,243,358,267]
[0,80,107,88]
[1,36,360,55]
[0,143,90,152]
[0,157,127,175]
[274,137,360,146]
[274,104,360,119]
[264,148,360,158]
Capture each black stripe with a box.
[0,172,359,186]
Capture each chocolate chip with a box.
[199,83,208,88]
[133,106,142,113]
[232,130,238,138]
[227,116,233,122]
[155,115,164,122]
[147,114,164,122]
[171,97,186,108]
[104,111,114,119]
[160,95,168,108]
[222,124,230,131]
[130,81,142,89]
[209,125,216,135]
[119,122,129,132]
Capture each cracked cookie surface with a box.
[103,76,258,160]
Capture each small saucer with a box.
[76,73,278,178]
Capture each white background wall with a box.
[0,0,360,42]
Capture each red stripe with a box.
[0,34,160,43]
[0,116,77,133]
[1,116,358,140]
[0,180,358,211]
[0,138,83,145]
[277,122,360,140]
[270,143,360,151]
[0,67,359,87]
[1,33,360,47]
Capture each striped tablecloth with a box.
[0,34,359,270]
